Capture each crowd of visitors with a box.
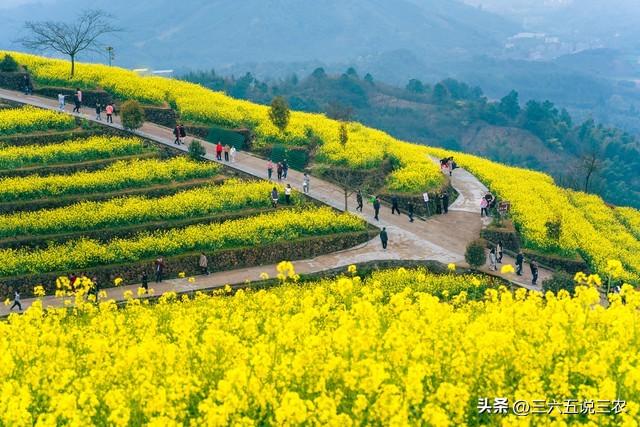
[440,157,457,176]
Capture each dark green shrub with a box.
[545,218,562,242]
[120,100,145,131]
[542,272,576,295]
[205,126,245,148]
[0,55,19,72]
[270,144,286,162]
[285,147,309,170]
[465,239,487,269]
[188,140,206,160]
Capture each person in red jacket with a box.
[215,141,223,160]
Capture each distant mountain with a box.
[0,0,519,71]
[463,0,640,50]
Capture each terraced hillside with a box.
[0,106,370,296]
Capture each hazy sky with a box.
[0,0,53,8]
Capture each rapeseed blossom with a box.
[0,268,635,425]
[500,264,515,274]
[5,51,443,194]
[0,105,74,135]
[0,136,146,170]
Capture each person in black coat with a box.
[141,271,149,291]
[356,190,364,212]
[441,191,449,214]
[407,201,414,222]
[530,260,539,286]
[516,251,524,276]
[391,195,400,215]
[373,197,381,221]
[380,227,388,250]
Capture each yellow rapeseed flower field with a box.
[0,180,297,238]
[0,136,147,169]
[4,51,443,194]
[0,268,637,425]
[0,105,75,135]
[0,207,365,276]
[0,157,219,203]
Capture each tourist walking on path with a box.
[489,248,498,271]
[267,161,274,180]
[441,191,449,214]
[440,158,450,175]
[516,251,524,276]
[224,144,230,161]
[215,142,223,160]
[391,195,400,215]
[380,227,388,250]
[373,196,381,221]
[230,146,237,163]
[154,256,166,283]
[271,187,279,208]
[276,162,283,181]
[105,103,114,123]
[9,289,22,311]
[199,252,209,275]
[57,93,66,111]
[72,88,82,113]
[179,124,187,142]
[303,173,310,194]
[407,201,415,223]
[23,74,32,95]
[173,124,182,145]
[95,102,102,121]
[285,184,292,205]
[530,260,539,286]
[496,241,504,263]
[282,159,289,179]
[356,190,363,212]
[480,198,489,217]
[141,271,149,292]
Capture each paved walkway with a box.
[0,88,551,314]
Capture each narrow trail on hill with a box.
[0,88,551,314]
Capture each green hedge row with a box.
[144,105,178,128]
[33,86,113,108]
[0,127,128,147]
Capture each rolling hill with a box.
[0,0,518,70]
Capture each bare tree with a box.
[325,101,354,122]
[580,151,602,193]
[321,166,367,211]
[19,10,120,77]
